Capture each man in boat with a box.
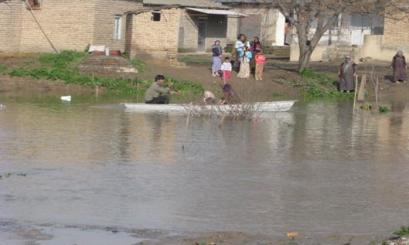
[145,75,172,104]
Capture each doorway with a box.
[198,19,207,51]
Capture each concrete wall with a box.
[0,0,23,53]
[290,35,401,63]
[225,5,281,46]
[179,11,198,51]
[93,0,142,51]
[131,8,182,54]
[226,16,239,43]
[19,0,97,52]
[360,35,399,61]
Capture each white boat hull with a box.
[122,101,296,113]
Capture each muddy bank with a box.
[0,221,388,245]
[0,75,98,97]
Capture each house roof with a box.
[143,0,228,9]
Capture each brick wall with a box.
[383,13,409,48]
[131,8,182,53]
[19,0,97,52]
[93,0,142,51]
[0,0,23,53]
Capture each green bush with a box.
[131,58,146,73]
[379,105,390,113]
[39,50,86,68]
[394,226,409,236]
[0,64,7,74]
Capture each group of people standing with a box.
[211,34,266,82]
[338,51,407,93]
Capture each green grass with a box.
[300,68,354,99]
[178,55,211,66]
[394,226,409,236]
[131,58,146,73]
[1,51,204,100]
[0,64,7,74]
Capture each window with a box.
[27,0,41,10]
[152,11,161,22]
[114,15,122,40]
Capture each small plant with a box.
[178,55,211,66]
[0,64,7,74]
[131,58,146,73]
[393,226,409,236]
[379,105,390,113]
[360,104,373,111]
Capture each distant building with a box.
[0,0,141,53]
[135,0,244,54]
[217,0,287,46]
[0,0,243,56]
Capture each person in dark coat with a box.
[392,50,407,83]
[250,36,262,54]
[211,40,223,76]
[338,56,357,92]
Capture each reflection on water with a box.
[1,100,409,237]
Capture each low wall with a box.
[359,35,400,62]
[290,44,330,62]
[291,35,405,63]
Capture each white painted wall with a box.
[274,12,285,46]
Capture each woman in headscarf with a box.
[251,36,262,54]
[233,34,246,72]
[392,50,407,83]
[237,47,253,79]
[211,40,223,76]
[338,56,357,92]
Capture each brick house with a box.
[0,0,142,53]
[131,0,244,54]
[0,0,243,56]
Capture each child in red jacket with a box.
[255,52,266,81]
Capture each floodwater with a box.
[1,98,409,244]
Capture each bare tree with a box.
[264,0,409,73]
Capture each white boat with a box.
[122,101,296,113]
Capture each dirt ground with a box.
[0,75,98,98]
[1,53,409,105]
[140,54,409,104]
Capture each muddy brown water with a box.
[1,98,409,244]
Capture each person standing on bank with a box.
[211,40,223,76]
[255,51,266,81]
[392,50,407,83]
[145,75,175,104]
[251,36,262,54]
[237,47,252,79]
[338,56,357,92]
[234,34,247,72]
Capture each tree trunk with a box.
[298,49,313,73]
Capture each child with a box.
[255,51,266,81]
[220,83,234,105]
[221,57,232,83]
